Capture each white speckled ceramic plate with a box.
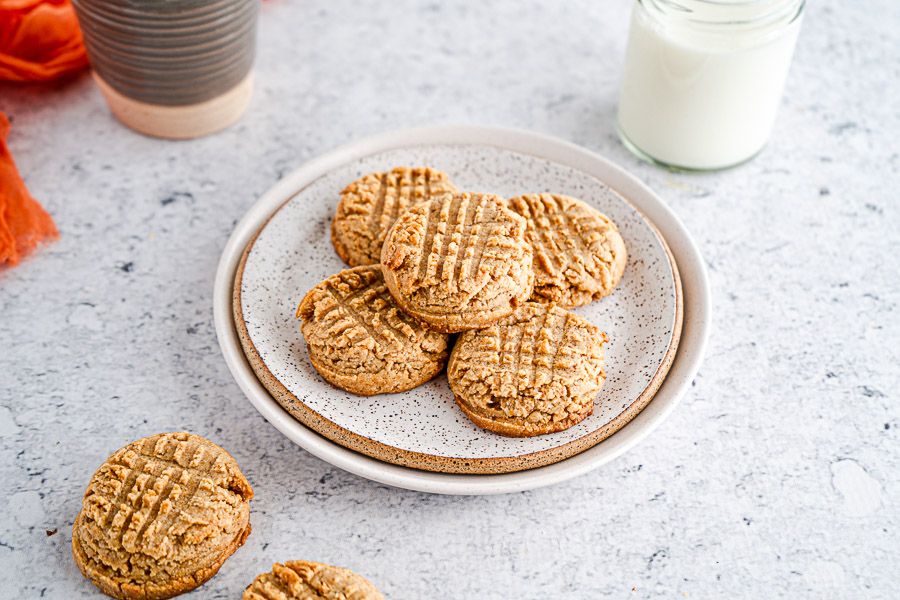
[215,126,710,493]
[231,133,681,474]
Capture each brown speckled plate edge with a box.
[231,171,683,475]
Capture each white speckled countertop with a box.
[1,0,897,597]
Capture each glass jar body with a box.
[617,0,804,171]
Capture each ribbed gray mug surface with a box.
[73,0,258,107]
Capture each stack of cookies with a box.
[298,167,627,437]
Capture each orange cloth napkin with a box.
[0,0,88,81]
[0,113,59,266]
[0,0,85,265]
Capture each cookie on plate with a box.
[243,561,384,600]
[381,192,534,333]
[72,432,253,600]
[331,166,458,266]
[297,265,450,395]
[448,302,607,437]
[507,193,627,308]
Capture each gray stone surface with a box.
[0,0,897,597]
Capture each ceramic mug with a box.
[72,0,259,139]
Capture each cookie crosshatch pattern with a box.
[73,433,254,599]
[243,561,385,600]
[449,302,608,437]
[297,265,449,396]
[507,193,628,308]
[332,166,458,266]
[381,191,534,333]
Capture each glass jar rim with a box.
[640,0,804,31]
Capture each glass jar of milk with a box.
[617,0,804,171]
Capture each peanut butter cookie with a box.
[331,166,458,266]
[243,561,384,600]
[72,432,253,600]
[448,302,607,436]
[507,193,627,308]
[381,192,534,333]
[297,265,450,395]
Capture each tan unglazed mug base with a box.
[93,70,254,140]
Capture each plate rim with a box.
[214,124,711,495]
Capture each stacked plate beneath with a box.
[214,126,710,495]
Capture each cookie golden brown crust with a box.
[72,432,254,600]
[331,167,458,266]
[447,302,607,437]
[507,193,627,308]
[381,192,534,333]
[243,561,385,600]
[297,265,450,396]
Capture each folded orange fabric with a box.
[0,113,58,266]
[0,0,80,266]
[0,0,88,81]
